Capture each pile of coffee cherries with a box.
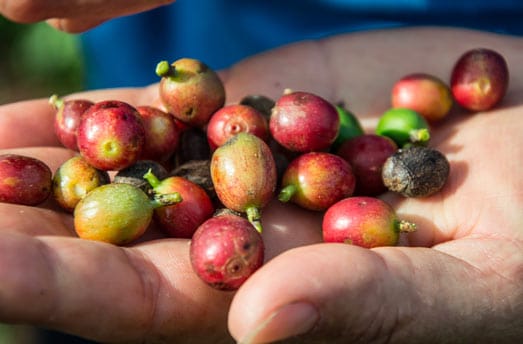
[0,48,509,290]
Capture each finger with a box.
[0,147,76,171]
[0,233,234,343]
[228,242,520,344]
[1,0,175,28]
[260,199,323,260]
[46,17,107,34]
[0,99,59,149]
[0,86,158,149]
[381,106,523,247]
[0,203,73,236]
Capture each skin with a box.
[0,27,522,343]
[0,0,176,32]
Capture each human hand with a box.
[1,27,522,343]
[0,0,175,32]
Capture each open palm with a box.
[1,27,522,343]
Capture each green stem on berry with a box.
[246,206,263,233]
[48,94,64,110]
[278,184,297,203]
[156,60,175,78]
[395,219,417,233]
[409,128,430,145]
[150,192,183,209]
[143,168,161,188]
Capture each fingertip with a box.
[228,244,380,343]
[237,302,319,344]
[46,18,105,33]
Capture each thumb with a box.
[228,243,494,343]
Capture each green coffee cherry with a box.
[376,108,430,147]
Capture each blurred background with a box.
[0,16,85,105]
[0,16,91,344]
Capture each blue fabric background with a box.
[80,0,523,89]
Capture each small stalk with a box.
[395,219,417,233]
[246,206,263,233]
[48,94,64,110]
[409,128,430,145]
[278,184,297,203]
[151,192,183,208]
[156,60,175,78]
[143,168,161,188]
[143,168,182,208]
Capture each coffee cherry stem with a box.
[409,128,430,145]
[246,206,263,233]
[277,184,297,203]
[395,219,417,233]
[143,168,183,207]
[143,168,161,188]
[151,192,183,208]
[156,60,175,78]
[49,94,64,110]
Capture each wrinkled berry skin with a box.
[270,91,339,152]
[114,160,168,193]
[190,213,264,291]
[279,152,355,211]
[323,196,411,248]
[382,146,450,198]
[450,48,509,112]
[77,100,146,171]
[0,154,52,206]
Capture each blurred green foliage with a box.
[0,16,86,104]
[0,16,85,338]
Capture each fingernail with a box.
[239,302,319,344]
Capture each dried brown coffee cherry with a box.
[382,146,450,197]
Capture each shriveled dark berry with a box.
[382,146,449,197]
[171,159,219,206]
[174,127,211,166]
[114,160,168,193]
[239,94,275,119]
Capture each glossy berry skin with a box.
[278,152,355,211]
[270,91,340,152]
[331,105,364,150]
[337,134,397,196]
[189,213,264,291]
[450,48,509,112]
[210,133,277,232]
[206,104,269,151]
[153,176,215,238]
[375,108,430,147]
[52,156,110,212]
[74,183,155,245]
[391,73,453,122]
[156,58,225,127]
[323,196,414,248]
[136,105,181,163]
[50,95,94,151]
[77,100,146,171]
[0,154,52,206]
